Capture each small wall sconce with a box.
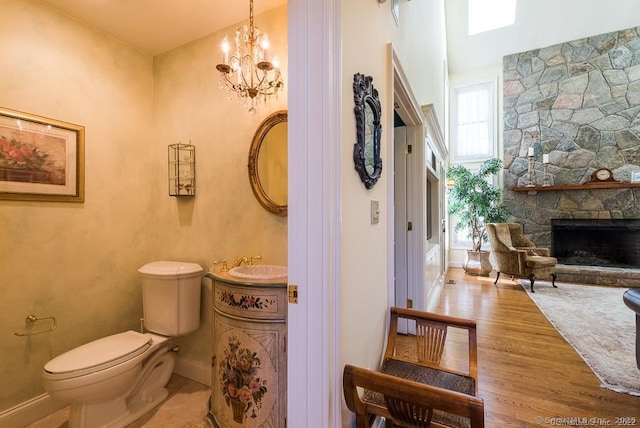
[446,178,456,190]
[168,142,195,196]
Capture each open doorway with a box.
[391,48,426,326]
[391,47,448,327]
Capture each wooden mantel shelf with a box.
[514,182,640,193]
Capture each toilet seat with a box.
[44,330,151,380]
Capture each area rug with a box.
[522,281,640,396]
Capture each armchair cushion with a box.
[526,255,558,268]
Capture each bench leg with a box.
[528,274,536,293]
[551,273,557,288]
[494,271,501,284]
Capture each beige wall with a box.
[0,0,287,412]
[339,0,447,425]
[152,5,288,371]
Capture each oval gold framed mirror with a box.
[248,110,288,216]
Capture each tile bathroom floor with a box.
[27,374,211,428]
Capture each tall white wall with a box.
[339,0,448,424]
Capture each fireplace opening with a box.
[551,219,640,268]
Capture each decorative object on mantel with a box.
[168,142,195,196]
[587,168,617,184]
[526,146,536,187]
[353,73,383,189]
[542,154,551,187]
[446,158,510,276]
[215,0,284,113]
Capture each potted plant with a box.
[446,158,510,276]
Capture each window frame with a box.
[448,77,499,250]
[450,79,497,163]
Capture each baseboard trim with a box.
[0,356,210,427]
[173,355,211,387]
[0,393,67,428]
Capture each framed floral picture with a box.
[0,107,84,202]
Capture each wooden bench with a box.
[343,307,484,427]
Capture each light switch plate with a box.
[371,200,380,224]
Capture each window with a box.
[450,80,496,162]
[448,78,498,249]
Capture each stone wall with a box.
[503,26,640,246]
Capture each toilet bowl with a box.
[42,261,202,428]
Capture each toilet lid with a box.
[44,330,151,375]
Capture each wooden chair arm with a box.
[391,306,478,329]
[343,364,367,422]
[343,364,485,427]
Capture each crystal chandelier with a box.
[216,0,283,112]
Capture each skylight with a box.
[468,0,516,35]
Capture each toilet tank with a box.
[138,261,203,336]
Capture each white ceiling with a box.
[39,0,287,56]
[37,0,640,74]
[445,0,640,75]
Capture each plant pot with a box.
[463,250,492,276]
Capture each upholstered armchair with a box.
[486,223,557,293]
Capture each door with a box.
[394,125,409,333]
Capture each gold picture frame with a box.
[0,107,84,202]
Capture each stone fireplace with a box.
[500,26,640,286]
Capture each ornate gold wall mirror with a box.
[248,110,288,216]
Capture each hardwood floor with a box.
[431,268,639,427]
[26,268,640,427]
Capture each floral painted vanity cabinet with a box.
[206,272,287,428]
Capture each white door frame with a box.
[393,125,409,312]
[287,0,342,427]
[389,45,427,313]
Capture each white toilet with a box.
[42,261,203,428]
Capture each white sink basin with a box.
[228,264,288,280]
